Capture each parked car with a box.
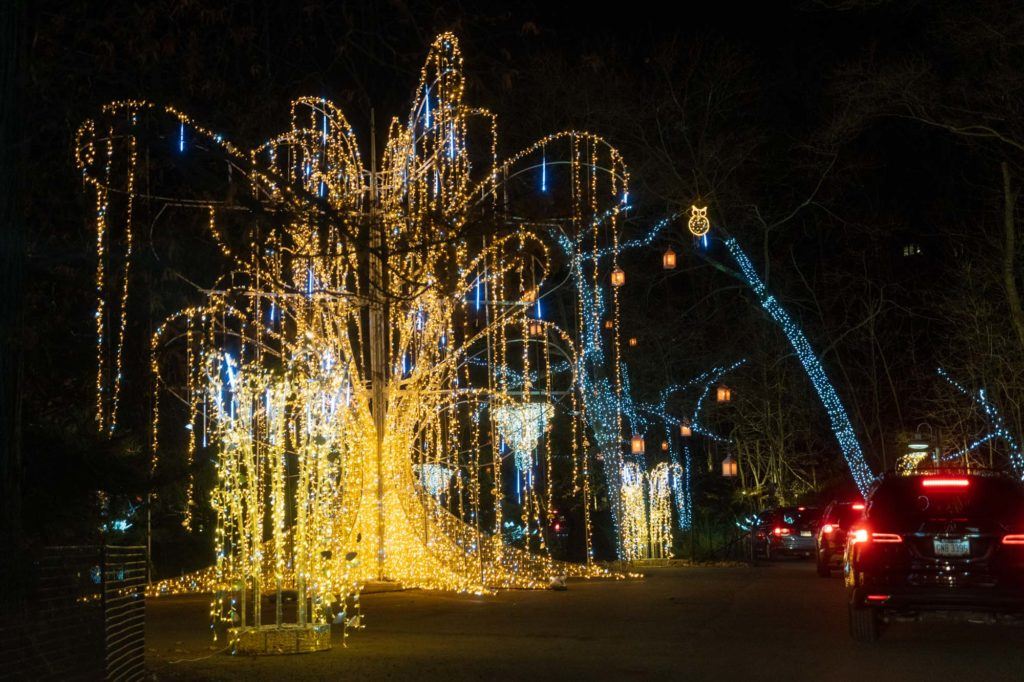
[845,470,1024,641]
[815,499,865,577]
[753,506,819,560]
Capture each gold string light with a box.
[77,33,636,645]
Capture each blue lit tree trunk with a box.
[724,237,875,496]
[570,250,628,559]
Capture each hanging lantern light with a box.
[661,440,669,452]
[603,319,614,330]
[662,247,677,270]
[679,420,692,438]
[610,266,626,287]
[528,320,544,336]
[721,453,738,478]
[628,337,638,347]
[716,384,732,403]
[630,434,645,454]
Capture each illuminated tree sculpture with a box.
[76,34,637,648]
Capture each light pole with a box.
[910,422,937,467]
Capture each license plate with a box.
[800,531,812,537]
[934,537,970,557]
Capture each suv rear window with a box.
[830,504,863,526]
[772,507,819,530]
[870,475,1024,528]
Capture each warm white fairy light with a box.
[77,33,632,645]
[618,461,676,561]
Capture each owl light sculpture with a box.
[687,205,710,237]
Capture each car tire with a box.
[752,536,765,559]
[848,604,880,642]
[764,541,772,561]
[816,557,831,578]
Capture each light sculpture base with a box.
[230,624,331,656]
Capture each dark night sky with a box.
[15,0,1024,550]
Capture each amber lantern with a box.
[721,454,738,478]
[661,440,669,452]
[610,266,626,287]
[628,337,638,347]
[662,247,677,270]
[528,320,544,336]
[604,319,614,330]
[716,384,732,403]
[630,434,645,455]
[679,420,693,438]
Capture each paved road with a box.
[148,561,1024,680]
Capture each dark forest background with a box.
[3,0,1024,585]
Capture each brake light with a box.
[850,528,902,544]
[822,524,836,534]
[852,503,865,511]
[773,527,790,536]
[1003,534,1024,545]
[866,594,890,602]
[922,477,970,488]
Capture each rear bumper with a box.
[776,536,815,554]
[851,585,1024,614]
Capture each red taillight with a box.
[922,477,970,489]
[850,528,902,544]
[866,594,890,602]
[773,527,790,536]
[1003,534,1024,545]
[852,503,865,511]
[822,524,836,534]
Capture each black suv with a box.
[815,499,865,577]
[846,471,1024,641]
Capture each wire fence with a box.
[0,545,146,681]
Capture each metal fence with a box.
[0,545,146,681]
[102,546,147,681]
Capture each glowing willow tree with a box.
[608,361,745,560]
[618,461,678,561]
[76,34,633,642]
